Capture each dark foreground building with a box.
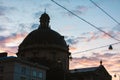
[70,63,112,80]
[16,12,70,80]
[0,55,48,80]
[0,12,112,80]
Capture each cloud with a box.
[31,23,39,30]
[42,3,52,8]
[65,36,86,45]
[65,29,120,56]
[34,11,43,18]
[0,16,12,24]
[76,5,88,13]
[0,6,7,16]
[65,30,120,51]
[113,24,120,32]
[81,30,120,42]
[64,5,88,17]
[0,5,16,16]
[0,33,27,56]
[68,28,120,73]
[66,37,79,45]
[70,52,120,74]
[92,52,116,59]
[0,26,6,31]
[0,22,40,55]
[0,36,6,41]
[65,31,105,46]
[17,23,38,33]
[69,46,77,52]
[65,30,115,46]
[69,57,99,69]
[0,5,15,31]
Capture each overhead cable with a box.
[51,0,120,41]
[89,0,120,25]
[73,41,120,54]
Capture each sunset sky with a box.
[0,0,120,79]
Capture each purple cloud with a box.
[31,23,39,30]
[66,38,79,45]
[34,11,43,18]
[70,52,120,74]
[92,52,116,58]
[0,36,6,41]
[76,5,88,13]
[65,36,86,45]
[0,26,6,31]
[0,5,16,16]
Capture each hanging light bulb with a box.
[108,45,113,50]
[114,74,116,77]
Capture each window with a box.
[21,67,26,75]
[32,70,37,77]
[38,72,43,78]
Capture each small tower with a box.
[100,60,102,65]
[39,12,50,29]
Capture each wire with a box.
[89,0,120,25]
[51,0,120,41]
[73,41,120,54]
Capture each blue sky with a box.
[0,0,120,78]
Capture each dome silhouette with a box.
[18,12,68,51]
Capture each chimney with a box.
[0,52,8,57]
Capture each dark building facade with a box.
[70,63,112,80]
[16,12,112,80]
[0,12,112,80]
[17,12,71,80]
[0,55,48,80]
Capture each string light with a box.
[108,45,113,50]
[73,42,120,54]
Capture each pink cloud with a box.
[0,33,27,56]
[69,52,120,76]
[80,30,120,42]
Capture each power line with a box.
[89,0,120,25]
[73,41,120,54]
[51,0,120,55]
[51,0,120,41]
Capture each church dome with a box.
[18,13,68,51]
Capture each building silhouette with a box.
[17,12,71,80]
[70,62,112,80]
[0,55,48,80]
[0,12,112,80]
